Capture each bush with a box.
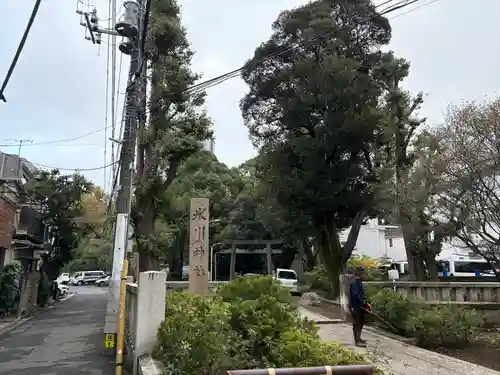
[369,288,424,334]
[369,288,484,348]
[216,275,292,305]
[152,291,238,375]
[0,264,20,315]
[154,276,380,374]
[405,304,484,348]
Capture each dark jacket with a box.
[348,277,364,311]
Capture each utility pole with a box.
[4,139,33,176]
[78,0,145,356]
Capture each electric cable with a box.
[31,160,118,172]
[103,0,113,192]
[0,0,42,102]
[0,125,116,147]
[185,0,437,95]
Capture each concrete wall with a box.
[366,281,500,304]
[125,271,167,375]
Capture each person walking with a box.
[349,266,367,347]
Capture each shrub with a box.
[152,291,237,375]
[216,275,292,304]
[405,304,484,348]
[0,264,20,314]
[347,256,383,281]
[369,288,424,333]
[154,277,381,375]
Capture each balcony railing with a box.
[13,206,45,243]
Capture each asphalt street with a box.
[0,286,114,375]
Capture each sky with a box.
[1,0,500,192]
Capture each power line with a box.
[185,0,437,95]
[0,0,42,102]
[31,160,118,172]
[0,143,104,148]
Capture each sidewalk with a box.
[0,287,114,375]
[299,307,500,375]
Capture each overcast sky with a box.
[1,0,499,191]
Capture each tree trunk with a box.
[314,218,344,299]
[135,196,159,272]
[302,237,316,271]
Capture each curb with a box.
[313,319,345,325]
[138,355,163,375]
[0,315,35,337]
[0,292,76,338]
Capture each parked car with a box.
[181,266,189,280]
[70,270,105,286]
[274,268,300,295]
[56,273,70,284]
[57,282,70,296]
[95,275,111,287]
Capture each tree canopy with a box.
[240,0,400,293]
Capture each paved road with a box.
[0,286,114,375]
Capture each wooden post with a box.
[188,198,209,294]
[229,242,236,281]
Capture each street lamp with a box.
[210,241,221,282]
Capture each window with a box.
[454,261,492,273]
[437,261,449,272]
[277,270,297,280]
[388,238,393,247]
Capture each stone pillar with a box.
[229,243,236,280]
[133,271,166,375]
[188,198,209,294]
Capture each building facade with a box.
[338,218,407,261]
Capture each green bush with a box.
[304,266,331,292]
[0,264,20,314]
[369,288,484,348]
[152,291,238,375]
[153,276,380,374]
[216,275,293,304]
[405,304,484,348]
[369,288,424,334]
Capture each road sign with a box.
[105,333,115,348]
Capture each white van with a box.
[274,268,299,294]
[70,270,105,286]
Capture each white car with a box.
[57,282,70,296]
[56,273,70,284]
[275,268,300,295]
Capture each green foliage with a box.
[369,288,483,348]
[239,0,408,296]
[0,264,20,314]
[405,304,484,348]
[216,275,292,304]
[369,289,423,333]
[26,170,92,279]
[304,257,383,294]
[133,0,212,270]
[153,276,378,374]
[153,292,236,375]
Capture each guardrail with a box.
[226,365,373,375]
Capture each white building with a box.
[339,218,407,261]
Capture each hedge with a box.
[153,275,382,375]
